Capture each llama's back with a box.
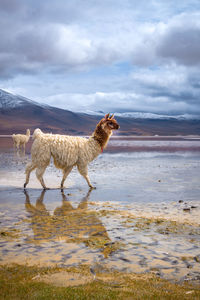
[20,135,29,144]
[31,129,89,168]
[50,135,88,168]
[30,129,99,169]
[50,135,100,168]
[12,130,30,144]
[12,133,21,143]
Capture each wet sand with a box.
[0,136,200,284]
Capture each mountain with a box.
[77,110,200,121]
[0,89,99,135]
[0,89,45,110]
[114,112,200,120]
[0,89,200,136]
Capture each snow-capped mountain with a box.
[0,89,200,135]
[0,89,47,109]
[76,109,200,120]
[0,89,99,135]
[1,89,199,120]
[114,112,200,120]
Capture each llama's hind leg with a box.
[24,163,36,188]
[13,142,17,154]
[60,166,73,189]
[77,164,95,189]
[36,165,49,189]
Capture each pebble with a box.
[183,208,190,212]
[194,255,200,263]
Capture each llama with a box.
[12,129,30,152]
[24,113,119,189]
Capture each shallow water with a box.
[0,136,200,283]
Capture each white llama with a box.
[24,114,119,189]
[12,129,30,152]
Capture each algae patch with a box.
[121,215,200,236]
[0,228,20,240]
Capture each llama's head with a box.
[93,113,120,149]
[100,113,120,132]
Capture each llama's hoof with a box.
[24,183,27,189]
[90,186,96,190]
[43,187,50,190]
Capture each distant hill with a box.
[0,89,99,135]
[0,89,200,136]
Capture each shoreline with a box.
[1,135,200,153]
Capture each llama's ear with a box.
[110,113,114,119]
[104,113,110,119]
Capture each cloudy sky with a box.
[0,0,200,116]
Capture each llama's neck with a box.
[92,122,112,150]
[26,131,30,141]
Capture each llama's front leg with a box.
[23,143,26,154]
[36,166,48,189]
[60,166,73,189]
[77,164,95,189]
[16,141,20,150]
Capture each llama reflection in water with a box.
[24,190,116,257]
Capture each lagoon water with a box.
[0,136,200,283]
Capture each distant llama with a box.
[12,129,30,152]
[24,113,119,189]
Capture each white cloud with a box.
[1,3,200,75]
[41,87,200,116]
[0,0,200,117]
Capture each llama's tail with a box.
[32,128,43,140]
